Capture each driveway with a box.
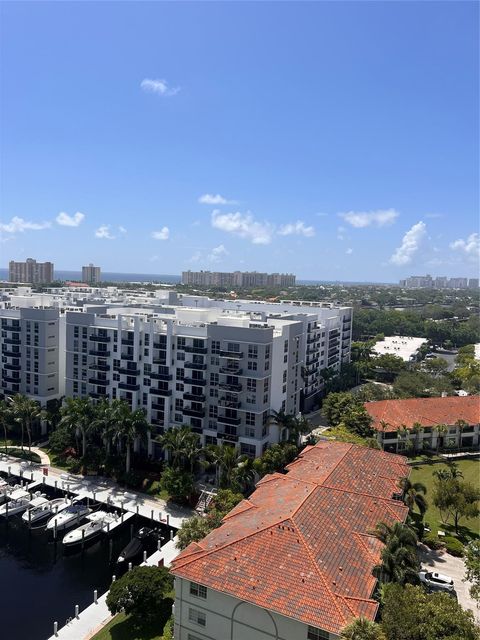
[418,543,478,619]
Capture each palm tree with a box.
[411,422,423,452]
[0,400,12,453]
[8,394,45,452]
[455,419,468,448]
[59,397,95,457]
[119,408,149,474]
[233,456,256,494]
[435,423,449,454]
[94,399,117,455]
[396,425,409,452]
[209,444,246,488]
[340,617,386,640]
[446,461,464,479]
[372,521,418,550]
[159,425,196,469]
[399,477,428,517]
[269,409,296,442]
[372,521,419,585]
[378,420,390,451]
[433,468,450,482]
[181,430,203,474]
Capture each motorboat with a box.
[117,527,161,565]
[0,482,23,505]
[0,490,45,517]
[62,510,118,547]
[46,502,91,532]
[22,496,70,525]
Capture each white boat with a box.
[46,502,91,532]
[22,496,70,525]
[0,482,23,505]
[62,510,118,546]
[0,490,45,517]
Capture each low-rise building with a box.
[171,441,409,640]
[372,335,427,362]
[365,396,480,452]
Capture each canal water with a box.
[0,486,166,640]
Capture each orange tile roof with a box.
[365,396,480,432]
[171,442,409,635]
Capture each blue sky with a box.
[1,1,478,281]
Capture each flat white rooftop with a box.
[372,335,427,362]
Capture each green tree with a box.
[160,466,194,504]
[117,407,149,473]
[399,478,428,518]
[464,540,480,605]
[0,400,12,453]
[106,566,173,623]
[159,425,199,470]
[435,423,449,454]
[340,617,386,640]
[176,515,212,550]
[8,394,45,452]
[381,583,480,640]
[253,443,299,477]
[372,522,419,585]
[206,489,244,527]
[59,397,95,457]
[207,444,247,489]
[433,477,480,533]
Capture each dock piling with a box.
[94,590,98,604]
[143,550,147,563]
[53,621,58,636]
[128,562,132,571]
[75,605,79,619]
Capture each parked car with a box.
[419,570,455,593]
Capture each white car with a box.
[419,570,455,592]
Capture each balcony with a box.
[120,353,134,361]
[119,381,140,391]
[182,407,205,418]
[4,363,21,371]
[4,337,21,345]
[151,402,165,410]
[219,383,242,392]
[218,432,239,443]
[184,377,207,386]
[183,392,206,402]
[153,358,167,365]
[116,367,140,376]
[90,335,110,343]
[184,345,208,354]
[150,372,172,381]
[153,342,166,350]
[121,338,134,346]
[307,335,320,344]
[89,349,110,357]
[150,387,172,397]
[218,398,241,409]
[184,362,207,371]
[90,391,108,399]
[2,375,21,384]
[220,367,243,375]
[88,377,109,386]
[88,363,110,371]
[151,418,164,426]
[219,350,243,359]
[2,350,20,357]
[217,415,241,426]
[1,324,20,332]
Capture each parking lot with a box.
[418,543,478,619]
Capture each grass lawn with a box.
[409,455,480,543]
[91,601,172,640]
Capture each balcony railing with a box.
[218,398,241,409]
[219,350,243,359]
[4,338,21,345]
[153,342,166,350]
[184,377,207,386]
[89,349,110,357]
[217,415,241,426]
[153,358,167,365]
[2,350,20,357]
[120,353,134,361]
[183,392,206,402]
[90,363,110,372]
[307,335,320,344]
[2,375,21,384]
[116,367,140,376]
[150,387,172,397]
[218,432,239,443]
[90,391,108,398]
[4,363,21,371]
[220,367,243,375]
[121,338,134,346]
[219,383,242,392]
[119,381,140,391]
[184,345,208,354]
[1,324,20,332]
[90,335,110,343]
[88,377,109,386]
[151,402,165,410]
[150,372,173,381]
[184,362,207,371]
[182,407,205,418]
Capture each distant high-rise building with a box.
[448,277,468,289]
[434,276,448,289]
[9,258,54,284]
[401,274,476,289]
[468,278,479,289]
[182,270,296,288]
[82,264,101,284]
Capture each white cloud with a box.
[278,221,315,237]
[198,193,237,205]
[450,233,480,259]
[208,244,228,263]
[95,225,115,240]
[337,226,346,241]
[346,248,353,255]
[390,221,426,266]
[0,216,51,233]
[140,78,179,97]
[340,208,399,228]
[119,226,127,234]
[211,210,273,245]
[56,211,85,227]
[152,227,170,241]
[188,251,202,263]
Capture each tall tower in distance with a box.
[82,263,101,284]
[9,258,54,283]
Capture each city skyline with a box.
[1,2,478,280]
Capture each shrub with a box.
[6,448,41,463]
[422,532,443,550]
[162,616,174,640]
[443,536,464,557]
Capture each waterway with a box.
[0,486,166,640]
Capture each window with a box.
[177,337,186,349]
[307,626,329,640]
[248,345,258,359]
[188,634,205,640]
[227,342,240,353]
[245,426,255,438]
[177,351,185,361]
[247,378,256,392]
[190,582,207,599]
[189,608,206,627]
[209,405,218,418]
[211,340,220,354]
[241,443,256,457]
[247,361,257,371]
[210,372,219,386]
[245,412,255,426]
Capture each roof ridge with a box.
[291,513,349,627]
[353,532,382,562]
[319,482,407,505]
[320,443,354,486]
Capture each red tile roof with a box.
[171,442,409,635]
[365,396,480,433]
